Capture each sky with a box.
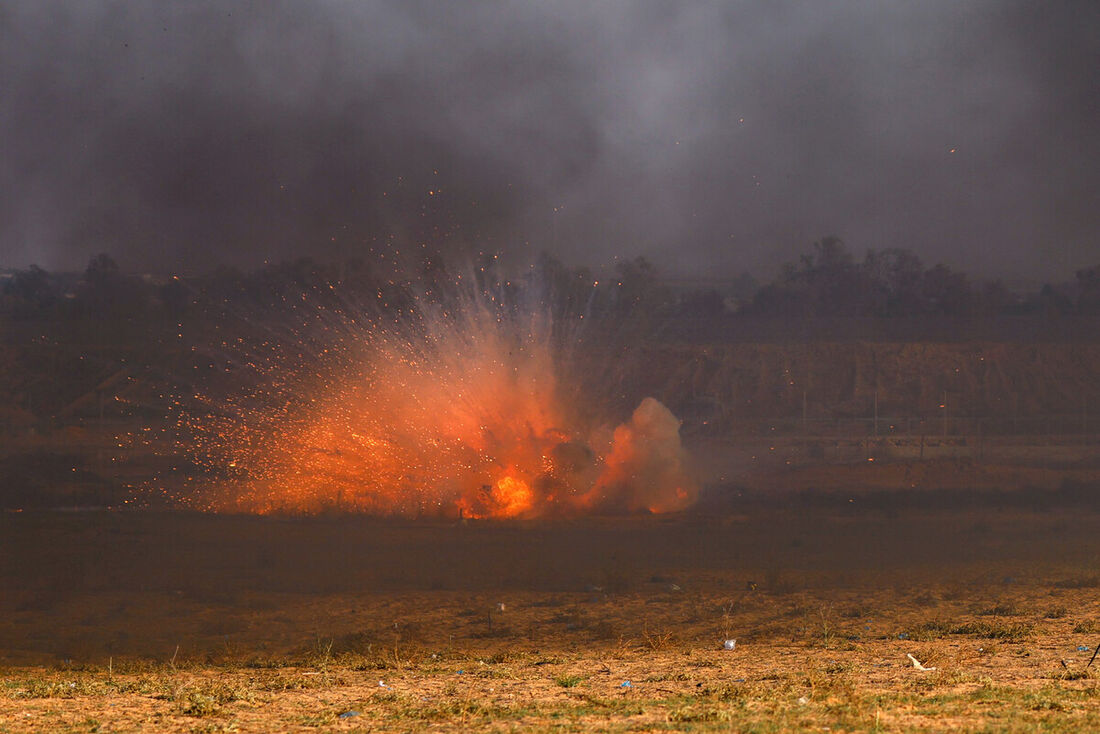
[1,1,1097,280]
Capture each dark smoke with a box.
[1,1,1098,278]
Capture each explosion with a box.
[173,259,696,518]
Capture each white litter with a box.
[723,639,737,650]
[907,653,936,671]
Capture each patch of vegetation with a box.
[909,619,1034,642]
[173,679,254,717]
[952,620,1034,641]
[480,650,524,665]
[554,673,585,688]
[642,625,676,651]
[978,601,1019,616]
[396,698,539,723]
[252,672,336,692]
[667,704,733,723]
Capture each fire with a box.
[172,264,698,519]
[459,474,535,519]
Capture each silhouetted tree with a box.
[863,248,925,316]
[529,252,595,319]
[76,253,150,317]
[1076,264,1100,314]
[728,272,759,304]
[2,265,58,318]
[748,237,872,317]
[611,256,669,316]
[1023,283,1074,317]
[920,263,974,317]
[978,280,1016,317]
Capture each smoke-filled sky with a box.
[1,1,1097,279]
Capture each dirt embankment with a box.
[615,342,1100,433]
[3,337,1100,508]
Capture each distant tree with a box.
[862,248,925,316]
[1076,264,1100,313]
[86,253,119,281]
[977,280,1016,317]
[747,280,806,317]
[748,236,872,317]
[728,271,759,304]
[2,265,58,317]
[611,256,669,315]
[1022,283,1074,317]
[530,252,594,319]
[804,235,854,273]
[745,239,1024,320]
[76,253,150,318]
[921,263,974,317]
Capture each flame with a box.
[459,474,534,519]
[173,271,697,519]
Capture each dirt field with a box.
[3,499,1100,732]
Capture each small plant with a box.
[721,599,738,638]
[547,677,580,691]
[554,674,584,688]
[176,691,220,717]
[642,624,674,650]
[818,607,833,648]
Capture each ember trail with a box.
[168,254,696,518]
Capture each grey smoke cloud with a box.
[1,1,1097,279]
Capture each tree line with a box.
[736,237,1095,319]
[3,239,1099,322]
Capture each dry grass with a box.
[3,508,1100,731]
[4,641,1100,732]
[4,585,1100,732]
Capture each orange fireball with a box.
[177,275,697,518]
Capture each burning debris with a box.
[167,257,697,518]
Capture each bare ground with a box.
[3,499,1100,732]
